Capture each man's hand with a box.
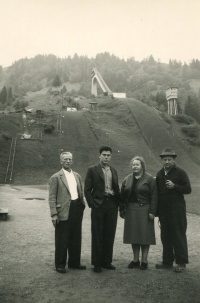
[52,214,59,227]
[165,180,175,189]
[119,210,125,219]
[148,213,155,221]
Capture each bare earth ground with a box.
[0,184,200,303]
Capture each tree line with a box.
[0,52,200,120]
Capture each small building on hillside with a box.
[21,134,32,139]
[112,93,126,99]
[15,108,33,114]
[89,102,97,111]
[66,107,77,112]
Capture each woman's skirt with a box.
[123,203,156,245]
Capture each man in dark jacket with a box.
[84,145,122,273]
[156,147,191,273]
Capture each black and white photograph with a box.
[0,0,200,302]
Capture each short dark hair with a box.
[99,145,112,154]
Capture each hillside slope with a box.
[10,111,101,184]
[126,99,199,177]
[1,98,199,182]
[0,98,200,214]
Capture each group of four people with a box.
[48,145,191,274]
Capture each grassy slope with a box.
[0,113,23,182]
[126,99,199,176]
[24,82,81,111]
[0,96,200,214]
[1,96,199,181]
[169,116,200,165]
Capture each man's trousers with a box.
[91,196,118,267]
[159,201,188,265]
[55,200,84,269]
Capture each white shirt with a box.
[62,169,78,200]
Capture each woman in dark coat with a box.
[121,156,158,270]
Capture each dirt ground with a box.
[0,184,200,303]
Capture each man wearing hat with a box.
[155,147,191,273]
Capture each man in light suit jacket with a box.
[49,151,86,273]
[84,145,122,273]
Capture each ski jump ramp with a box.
[91,68,126,98]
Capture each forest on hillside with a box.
[0,52,200,121]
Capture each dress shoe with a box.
[68,264,86,270]
[101,264,116,270]
[56,267,67,273]
[174,264,186,273]
[140,262,148,270]
[128,260,140,269]
[155,262,173,269]
[93,266,102,273]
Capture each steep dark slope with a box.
[126,99,199,177]
[1,98,200,214]
[83,103,161,180]
[0,113,23,182]
[57,111,100,174]
[1,99,199,183]
[11,111,100,184]
[124,99,200,215]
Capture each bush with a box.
[172,114,195,125]
[159,112,171,124]
[43,124,55,134]
[181,124,200,138]
[13,100,29,110]
[36,110,44,118]
[187,138,200,146]
[2,132,12,140]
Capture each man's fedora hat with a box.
[160,147,177,158]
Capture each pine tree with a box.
[52,75,62,87]
[7,87,14,105]
[0,86,7,104]
[0,65,3,81]
[61,85,67,94]
[184,96,200,123]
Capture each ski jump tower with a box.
[91,68,113,97]
[166,87,178,115]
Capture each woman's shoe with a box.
[140,262,148,270]
[128,260,140,269]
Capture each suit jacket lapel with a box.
[110,166,117,185]
[96,164,105,181]
[59,169,70,192]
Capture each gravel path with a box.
[0,184,200,303]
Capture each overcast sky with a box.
[0,0,199,67]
